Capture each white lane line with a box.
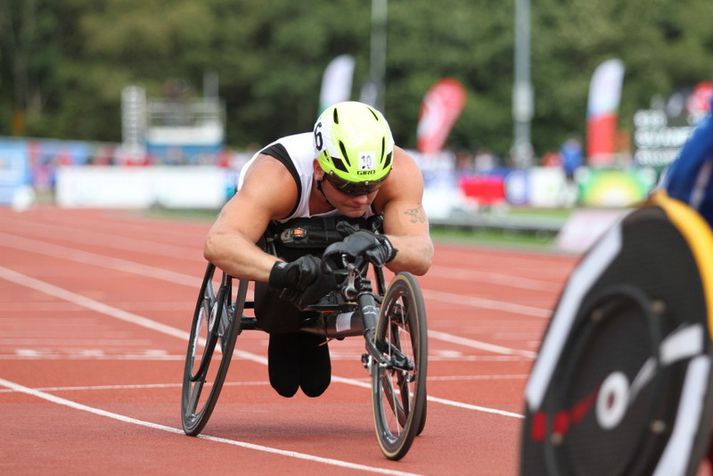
[0,338,151,345]
[0,231,201,287]
[330,376,523,419]
[2,214,570,290]
[0,230,552,318]
[427,355,528,362]
[0,266,191,341]
[0,220,198,260]
[427,374,529,382]
[0,265,523,419]
[0,302,192,311]
[0,377,419,476]
[0,352,528,363]
[423,289,550,318]
[0,381,269,394]
[0,374,528,395]
[427,395,524,419]
[330,350,531,362]
[427,330,537,358]
[24,213,207,242]
[0,353,185,361]
[427,267,560,291]
[0,232,546,356]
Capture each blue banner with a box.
[0,140,30,205]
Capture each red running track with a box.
[0,206,577,475]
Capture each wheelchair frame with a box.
[180,241,428,460]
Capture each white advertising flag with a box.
[319,55,355,113]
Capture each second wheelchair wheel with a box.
[371,272,428,460]
[181,263,247,436]
[521,194,713,475]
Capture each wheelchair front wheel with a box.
[371,272,428,460]
[181,263,246,436]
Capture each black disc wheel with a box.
[521,196,713,476]
[371,272,428,460]
[181,263,247,436]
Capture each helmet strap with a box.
[315,177,338,210]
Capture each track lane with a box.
[0,207,577,474]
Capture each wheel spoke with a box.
[217,304,234,353]
[182,266,247,437]
[371,273,427,460]
[193,301,209,349]
[188,379,204,411]
[381,372,407,428]
[397,370,411,417]
[191,320,219,381]
[205,279,216,302]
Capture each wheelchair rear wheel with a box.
[372,272,428,460]
[181,263,247,436]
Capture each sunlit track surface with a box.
[0,206,578,475]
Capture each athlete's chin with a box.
[338,207,368,218]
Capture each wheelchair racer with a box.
[203,101,433,398]
[661,98,713,226]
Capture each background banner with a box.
[416,78,467,154]
[687,81,713,123]
[319,55,355,113]
[587,59,625,166]
[0,140,31,206]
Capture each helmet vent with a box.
[338,141,351,166]
[331,156,348,172]
[333,108,340,124]
[383,151,393,169]
[379,137,385,164]
[367,107,379,121]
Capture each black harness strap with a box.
[263,215,384,261]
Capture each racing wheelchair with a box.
[180,217,428,460]
[520,191,713,475]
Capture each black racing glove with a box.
[268,255,338,309]
[326,230,397,267]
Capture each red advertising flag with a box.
[687,81,713,123]
[417,78,467,154]
[586,59,625,166]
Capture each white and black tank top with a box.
[238,132,374,223]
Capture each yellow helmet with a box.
[314,101,394,195]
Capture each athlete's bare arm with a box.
[374,146,433,276]
[203,155,297,282]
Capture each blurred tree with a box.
[0,0,711,158]
[203,0,371,146]
[0,0,63,136]
[532,0,713,157]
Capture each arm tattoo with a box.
[404,206,426,224]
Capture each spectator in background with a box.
[91,146,114,166]
[560,137,582,207]
[560,137,583,181]
[541,150,562,168]
[474,148,497,173]
[454,151,474,172]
